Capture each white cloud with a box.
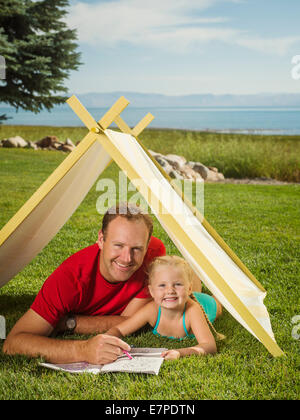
[66,0,300,55]
[66,0,231,47]
[236,36,300,56]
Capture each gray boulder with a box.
[2,136,28,148]
[165,154,186,170]
[36,135,60,148]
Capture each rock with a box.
[206,169,225,182]
[187,161,209,180]
[154,155,174,175]
[180,164,204,182]
[65,138,75,148]
[53,142,64,150]
[25,141,38,150]
[148,149,158,156]
[150,150,225,182]
[36,135,60,148]
[59,144,74,152]
[169,170,184,180]
[2,136,28,148]
[165,154,186,169]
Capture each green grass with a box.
[0,129,299,400]
[141,129,300,182]
[0,125,300,182]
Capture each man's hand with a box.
[80,334,131,365]
[3,309,131,365]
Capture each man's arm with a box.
[56,314,129,335]
[55,297,152,335]
[3,309,130,364]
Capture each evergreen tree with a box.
[0,0,81,121]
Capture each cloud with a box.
[236,36,300,56]
[66,0,300,55]
[66,0,232,47]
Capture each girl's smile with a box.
[148,266,192,309]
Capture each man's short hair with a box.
[102,203,153,242]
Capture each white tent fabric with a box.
[104,129,276,343]
[0,135,110,288]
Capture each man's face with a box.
[98,216,150,283]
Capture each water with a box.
[1,105,300,135]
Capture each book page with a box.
[118,347,167,359]
[101,357,164,375]
[39,361,103,374]
[39,347,167,375]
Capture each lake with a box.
[1,105,300,135]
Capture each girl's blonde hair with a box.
[148,255,225,341]
[148,255,193,285]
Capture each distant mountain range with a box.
[74,91,300,107]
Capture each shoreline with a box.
[1,124,300,137]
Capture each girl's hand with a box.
[161,350,180,360]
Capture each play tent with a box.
[0,95,284,357]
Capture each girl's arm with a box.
[162,305,217,360]
[106,301,155,338]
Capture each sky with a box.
[65,0,300,95]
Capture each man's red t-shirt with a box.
[31,237,165,327]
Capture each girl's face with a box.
[148,265,192,309]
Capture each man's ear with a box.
[97,230,104,250]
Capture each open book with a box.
[39,347,167,375]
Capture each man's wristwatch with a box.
[65,314,77,334]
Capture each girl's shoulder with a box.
[145,300,157,310]
[185,298,206,318]
[144,300,159,323]
[186,297,199,310]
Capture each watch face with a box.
[67,318,76,330]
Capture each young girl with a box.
[106,255,224,359]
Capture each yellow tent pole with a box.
[66,95,130,131]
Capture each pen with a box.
[122,350,133,360]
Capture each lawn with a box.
[0,128,299,400]
[1,124,300,182]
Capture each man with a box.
[3,203,166,364]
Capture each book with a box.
[39,347,167,375]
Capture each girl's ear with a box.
[148,284,155,298]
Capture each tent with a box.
[0,95,284,357]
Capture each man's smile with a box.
[113,260,134,271]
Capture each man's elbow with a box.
[2,331,26,356]
[2,335,15,355]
